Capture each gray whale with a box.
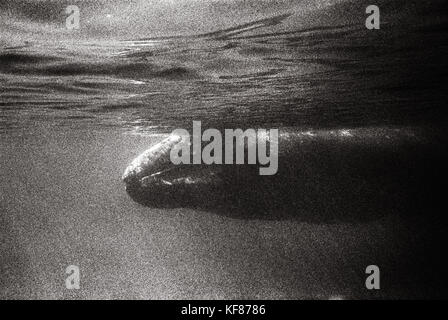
[122,127,444,221]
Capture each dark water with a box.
[1,0,448,299]
[1,0,447,133]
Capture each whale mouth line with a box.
[148,165,179,179]
[128,162,185,189]
[140,166,190,188]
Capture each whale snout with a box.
[122,134,182,186]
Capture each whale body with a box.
[122,127,444,220]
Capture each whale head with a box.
[122,133,226,207]
[122,134,182,188]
